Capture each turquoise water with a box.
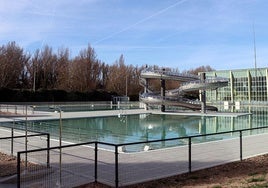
[23,106,268,151]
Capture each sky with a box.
[1,0,268,71]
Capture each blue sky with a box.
[1,0,267,71]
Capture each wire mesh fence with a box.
[0,125,50,156]
[12,125,268,188]
[18,143,96,188]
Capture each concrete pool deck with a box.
[0,108,250,123]
[0,109,149,122]
[152,110,251,117]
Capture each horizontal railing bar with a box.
[17,124,268,155]
[0,133,49,140]
[117,124,268,147]
[18,141,97,154]
[0,122,49,134]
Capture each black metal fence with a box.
[0,124,50,156]
[17,142,96,188]
[15,125,268,188]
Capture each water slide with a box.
[140,68,228,111]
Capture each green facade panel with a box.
[203,67,268,104]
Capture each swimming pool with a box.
[16,105,266,151]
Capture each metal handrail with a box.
[180,77,229,86]
[141,68,199,79]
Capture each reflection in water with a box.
[16,106,268,150]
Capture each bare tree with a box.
[106,55,126,95]
[70,44,101,92]
[0,42,29,88]
[99,62,109,89]
[29,46,58,90]
[186,65,215,75]
[55,47,71,91]
[125,64,143,96]
[105,55,142,96]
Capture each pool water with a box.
[23,106,268,151]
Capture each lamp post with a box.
[25,105,28,167]
[50,106,62,186]
[125,75,128,97]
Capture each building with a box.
[203,67,268,104]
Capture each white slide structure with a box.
[140,68,228,111]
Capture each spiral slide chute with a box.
[139,94,218,111]
[140,68,228,111]
[140,69,199,82]
[179,77,229,92]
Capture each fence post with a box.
[94,142,98,183]
[17,152,21,188]
[25,106,28,168]
[240,131,243,161]
[188,137,192,173]
[115,145,119,188]
[11,127,14,156]
[47,134,50,168]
